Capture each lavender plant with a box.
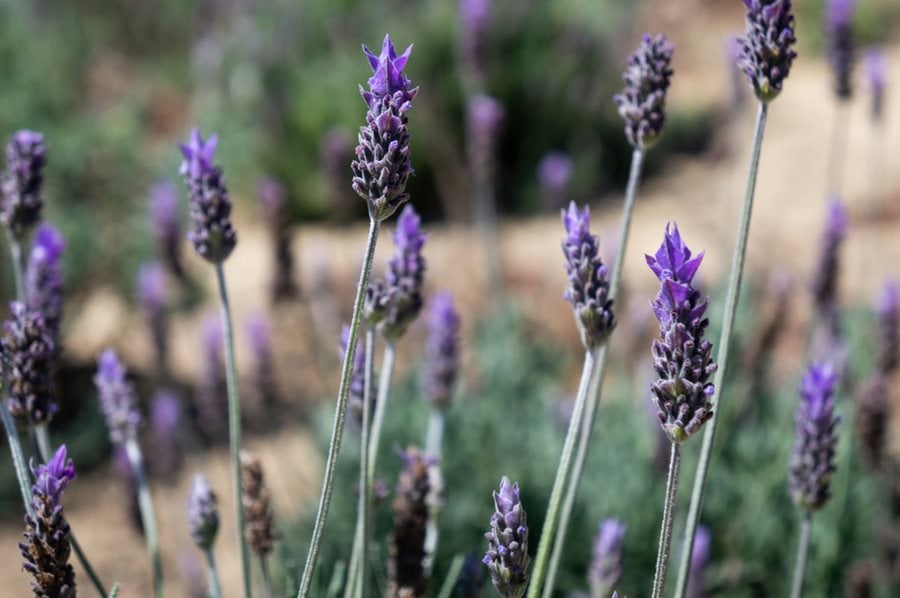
[1,131,46,277]
[246,314,279,419]
[187,474,223,598]
[149,181,187,281]
[866,50,887,123]
[810,199,848,362]
[537,152,572,210]
[3,301,57,425]
[588,519,626,598]
[149,390,182,479]
[25,223,65,353]
[389,448,431,597]
[675,4,796,594]
[258,177,298,302]
[241,451,277,598]
[298,34,417,597]
[196,316,227,441]
[484,477,529,598]
[823,0,856,196]
[788,363,840,598]
[137,262,170,379]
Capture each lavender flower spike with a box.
[562,201,615,349]
[825,0,856,100]
[646,224,717,443]
[20,445,77,597]
[589,519,626,597]
[352,35,418,221]
[866,50,887,121]
[187,474,220,551]
[389,448,431,597]
[483,476,530,598]
[789,363,840,512]
[422,292,461,411]
[179,129,237,263]
[2,301,56,424]
[811,198,848,315]
[25,224,65,349]
[876,280,899,375]
[137,262,169,373]
[94,349,142,445]
[1,130,47,237]
[614,34,674,149]
[737,0,798,103]
[149,180,187,279]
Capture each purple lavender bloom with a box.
[187,474,220,551]
[20,445,76,597]
[2,301,56,424]
[483,477,530,598]
[246,313,278,413]
[178,129,237,264]
[588,519,626,596]
[149,180,187,280]
[197,316,227,442]
[389,448,431,597]
[538,152,573,209]
[686,526,712,598]
[422,292,461,411]
[811,198,848,315]
[789,363,840,512]
[646,224,716,443]
[257,177,298,302]
[562,202,615,349]
[866,50,887,121]
[737,0,798,103]
[149,390,182,478]
[352,35,418,221]
[467,94,505,184]
[94,349,142,445]
[825,0,856,100]
[137,261,169,374]
[25,223,65,350]
[614,34,675,149]
[877,280,899,375]
[1,129,47,237]
[459,0,491,77]
[340,323,369,425]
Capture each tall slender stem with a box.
[435,554,465,598]
[789,513,813,598]
[526,347,599,598]
[34,425,108,597]
[367,343,396,484]
[214,262,252,598]
[124,437,164,598]
[205,549,223,598]
[651,442,682,598]
[298,218,381,597]
[423,408,446,575]
[358,328,376,598]
[0,397,33,518]
[541,147,645,595]
[260,555,273,598]
[674,100,769,598]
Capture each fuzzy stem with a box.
[651,442,682,598]
[260,555,274,598]
[436,554,465,598]
[34,425,109,597]
[789,513,813,598]
[423,408,446,576]
[673,100,769,598]
[215,262,252,598]
[298,218,381,597]
[205,549,223,598]
[527,347,599,598]
[541,147,646,596]
[125,437,164,598]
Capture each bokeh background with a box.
[1,0,900,596]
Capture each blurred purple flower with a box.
[3,301,56,424]
[686,526,712,598]
[825,0,855,100]
[614,34,674,149]
[467,95,505,183]
[341,323,369,426]
[94,349,142,444]
[389,447,431,597]
[483,476,529,598]
[737,0,797,102]
[149,390,183,478]
[422,292,461,411]
[137,261,170,375]
[187,474,220,551]
[320,129,354,215]
[538,152,572,209]
[877,280,899,375]
[866,49,887,121]
[149,180,187,280]
[812,198,848,316]
[257,177,298,302]
[1,129,46,237]
[459,0,491,78]
[588,519,626,596]
[247,313,279,415]
[197,316,227,442]
[25,223,65,351]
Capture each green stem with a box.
[326,562,347,598]
[435,554,465,598]
[125,437,164,598]
[650,442,682,598]
[526,347,599,598]
[367,342,396,484]
[541,147,646,596]
[214,262,252,598]
[0,398,33,518]
[673,100,770,598]
[34,425,108,597]
[298,218,381,598]
[260,555,273,598]
[358,329,376,598]
[423,409,446,576]
[789,513,813,598]
[205,549,223,598]
[7,234,25,302]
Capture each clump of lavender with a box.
[483,477,530,598]
[811,199,848,317]
[854,375,888,472]
[94,349,141,444]
[187,474,220,551]
[25,223,65,350]
[737,0,798,103]
[240,451,276,558]
[341,323,370,425]
[196,316,227,442]
[137,262,169,376]
[19,445,76,597]
[1,130,47,238]
[149,181,186,280]
[258,177,298,302]
[588,519,626,597]
[825,0,856,100]
[562,202,615,350]
[538,152,573,210]
[389,448,431,597]
[877,281,899,375]
[421,292,461,411]
[3,301,56,424]
[866,50,887,122]
[613,34,674,149]
[789,363,840,512]
[686,526,711,598]
[149,390,182,479]
[352,35,418,222]
[467,94,505,181]
[646,224,716,443]
[179,129,237,263]
[367,204,427,340]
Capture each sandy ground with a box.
[3,3,900,596]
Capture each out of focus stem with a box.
[789,513,813,598]
[205,549,223,598]
[125,437,164,598]
[650,442,682,598]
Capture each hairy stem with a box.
[542,147,646,595]
[205,549,222,598]
[125,437,164,598]
[298,218,381,597]
[527,347,599,598]
[651,442,682,598]
[789,513,813,598]
[674,100,769,598]
[215,262,252,598]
